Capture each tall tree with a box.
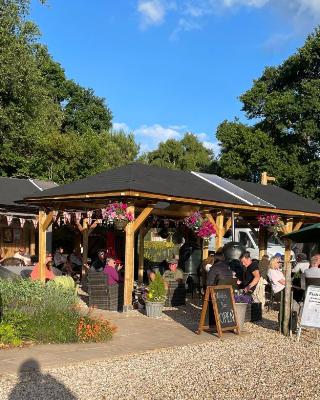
[217,28,320,200]
[142,133,214,172]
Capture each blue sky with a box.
[30,0,320,154]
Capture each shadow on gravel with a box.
[162,301,203,332]
[9,359,76,400]
[252,315,279,332]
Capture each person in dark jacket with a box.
[206,250,234,286]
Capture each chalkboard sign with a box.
[197,285,239,337]
[297,285,320,341]
[215,287,237,328]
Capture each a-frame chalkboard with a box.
[197,285,240,337]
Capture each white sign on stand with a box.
[297,285,320,341]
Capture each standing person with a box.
[14,247,31,265]
[267,256,285,295]
[104,257,123,286]
[53,247,67,271]
[238,251,261,293]
[206,250,233,286]
[199,253,215,290]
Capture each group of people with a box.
[90,249,124,286]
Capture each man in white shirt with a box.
[14,247,31,265]
[301,254,320,290]
[292,253,310,274]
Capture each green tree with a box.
[143,133,214,172]
[217,28,320,200]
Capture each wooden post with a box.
[261,172,276,185]
[30,224,36,256]
[38,210,53,281]
[215,212,224,251]
[124,204,135,311]
[282,218,293,336]
[82,218,89,277]
[138,225,148,284]
[258,227,268,260]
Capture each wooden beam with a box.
[293,221,303,232]
[81,218,89,279]
[38,210,47,282]
[258,227,268,260]
[133,206,154,233]
[282,218,293,336]
[205,213,217,232]
[215,212,224,251]
[43,211,53,231]
[261,172,276,185]
[138,225,148,284]
[30,224,36,256]
[224,217,232,233]
[124,204,135,311]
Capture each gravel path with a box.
[0,312,319,400]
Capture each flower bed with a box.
[0,279,115,347]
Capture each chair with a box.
[165,281,186,307]
[1,257,25,267]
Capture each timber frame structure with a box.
[22,163,320,330]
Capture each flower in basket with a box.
[234,294,253,304]
[183,212,215,239]
[257,214,283,235]
[146,272,166,303]
[103,202,135,223]
[183,211,203,231]
[197,220,216,239]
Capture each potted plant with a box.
[145,272,167,318]
[257,214,283,236]
[234,293,252,331]
[103,202,134,230]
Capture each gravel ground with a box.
[0,310,319,400]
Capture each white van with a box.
[209,227,295,260]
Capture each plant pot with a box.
[145,301,164,318]
[235,303,248,332]
[114,220,128,230]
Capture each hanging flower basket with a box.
[102,202,134,228]
[183,212,215,239]
[114,220,128,230]
[257,214,284,236]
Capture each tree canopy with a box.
[0,0,137,183]
[141,133,214,172]
[217,28,320,201]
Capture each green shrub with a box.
[53,276,76,292]
[146,272,166,303]
[0,323,22,346]
[3,310,31,340]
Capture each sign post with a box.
[297,285,320,342]
[197,285,240,338]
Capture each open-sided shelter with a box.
[22,163,320,320]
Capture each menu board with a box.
[214,287,237,329]
[197,285,239,337]
[301,285,320,329]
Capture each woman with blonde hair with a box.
[267,256,285,295]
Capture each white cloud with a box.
[113,122,130,131]
[134,123,182,140]
[138,0,167,28]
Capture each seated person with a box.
[162,258,184,284]
[91,249,106,272]
[207,250,233,286]
[53,247,67,270]
[292,253,309,275]
[267,255,285,294]
[14,247,31,265]
[31,257,55,281]
[104,257,123,286]
[69,249,82,273]
[301,254,320,290]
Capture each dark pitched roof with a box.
[25,163,245,205]
[0,177,57,212]
[23,163,320,215]
[227,179,320,214]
